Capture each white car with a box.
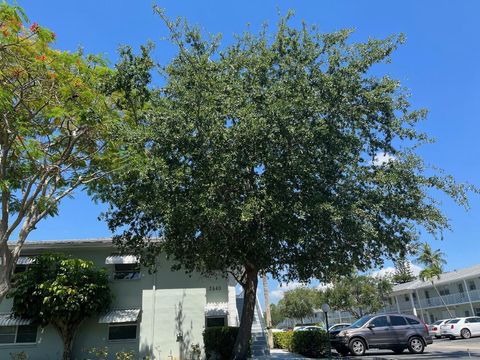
[329,323,351,332]
[429,319,450,339]
[440,317,480,339]
[294,325,324,332]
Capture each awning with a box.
[0,314,32,326]
[105,255,138,265]
[17,257,35,265]
[205,302,229,316]
[98,309,141,324]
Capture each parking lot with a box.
[340,337,480,359]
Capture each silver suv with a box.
[331,313,433,356]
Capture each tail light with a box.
[451,325,455,329]
[421,320,429,334]
[432,327,437,331]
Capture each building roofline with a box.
[392,263,480,293]
[9,238,113,250]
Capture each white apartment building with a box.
[381,264,480,323]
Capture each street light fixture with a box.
[322,303,332,359]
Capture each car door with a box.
[389,315,410,344]
[468,317,480,336]
[365,315,391,348]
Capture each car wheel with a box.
[407,336,425,354]
[461,328,471,339]
[349,338,366,356]
[392,347,405,354]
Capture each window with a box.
[108,323,137,341]
[412,292,417,299]
[439,287,450,296]
[469,281,477,291]
[0,325,37,344]
[370,316,389,327]
[13,265,27,274]
[390,316,407,327]
[458,283,464,293]
[206,316,226,327]
[425,290,430,299]
[404,295,409,302]
[406,317,420,325]
[465,310,471,317]
[113,264,140,280]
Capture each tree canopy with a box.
[8,254,112,360]
[322,274,392,318]
[392,256,416,284]
[278,287,318,324]
[96,11,471,359]
[0,3,120,301]
[416,243,452,317]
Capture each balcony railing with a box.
[383,289,480,314]
[419,291,471,308]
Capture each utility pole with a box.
[262,274,274,349]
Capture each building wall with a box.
[0,244,231,360]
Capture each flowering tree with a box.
[0,4,119,301]
[8,254,112,360]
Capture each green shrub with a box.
[203,326,240,359]
[273,331,294,350]
[291,330,329,358]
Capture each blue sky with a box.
[16,0,480,302]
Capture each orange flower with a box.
[35,54,47,61]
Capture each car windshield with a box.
[350,316,374,328]
[432,320,443,325]
[447,319,460,324]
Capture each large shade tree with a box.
[279,287,318,324]
[0,4,119,301]
[8,254,112,360]
[96,11,471,359]
[322,274,393,318]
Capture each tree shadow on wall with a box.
[175,290,201,360]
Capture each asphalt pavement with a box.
[338,337,480,359]
[255,338,480,359]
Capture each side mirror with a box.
[367,323,376,329]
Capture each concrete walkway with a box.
[251,349,308,359]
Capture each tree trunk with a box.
[54,322,79,360]
[261,274,273,349]
[432,281,453,318]
[62,331,74,360]
[232,265,258,360]
[0,244,14,303]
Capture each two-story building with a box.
[381,264,480,323]
[0,239,240,359]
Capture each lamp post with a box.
[322,303,332,359]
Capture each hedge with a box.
[273,330,329,358]
[291,330,330,358]
[203,326,251,359]
[273,331,294,350]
